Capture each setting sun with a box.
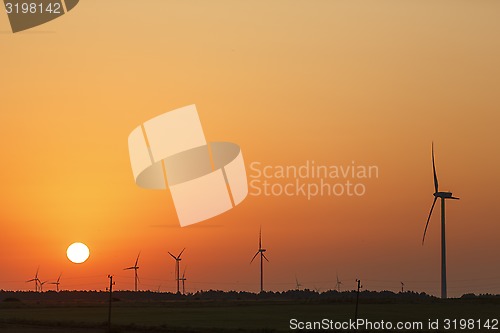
[66,242,90,264]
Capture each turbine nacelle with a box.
[433,192,459,199]
[124,266,139,270]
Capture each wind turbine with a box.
[26,267,40,292]
[168,248,185,294]
[49,273,62,291]
[422,142,459,299]
[251,227,269,293]
[336,273,342,292]
[39,280,48,292]
[295,275,302,290]
[401,282,405,293]
[124,252,140,292]
[179,266,187,295]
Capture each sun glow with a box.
[66,242,90,264]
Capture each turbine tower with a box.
[251,228,269,293]
[124,252,140,292]
[168,248,185,294]
[422,142,459,299]
[26,267,40,292]
[49,273,62,291]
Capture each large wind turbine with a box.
[124,252,140,292]
[49,273,62,291]
[26,267,40,292]
[168,248,185,294]
[422,143,459,299]
[251,228,269,293]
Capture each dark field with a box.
[0,296,499,332]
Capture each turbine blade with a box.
[182,266,187,278]
[422,197,438,245]
[178,248,186,259]
[450,197,460,200]
[262,253,270,262]
[432,142,439,192]
[250,252,259,263]
[135,252,141,266]
[260,227,262,249]
[168,252,177,260]
[57,273,62,283]
[124,267,134,270]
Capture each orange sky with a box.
[1,1,499,297]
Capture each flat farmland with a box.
[0,299,499,332]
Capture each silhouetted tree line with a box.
[2,289,497,303]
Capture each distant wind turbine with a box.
[39,280,48,292]
[168,248,185,294]
[124,252,140,292]
[295,275,302,290]
[250,227,269,293]
[422,143,459,299]
[336,273,342,292]
[26,267,40,292]
[49,273,62,291]
[401,282,405,293]
[179,266,187,295]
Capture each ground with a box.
[0,298,499,332]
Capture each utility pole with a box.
[354,279,362,321]
[107,275,115,332]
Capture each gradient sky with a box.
[1,1,499,297]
